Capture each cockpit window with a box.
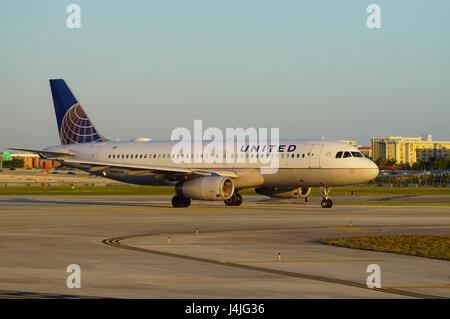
[343,151,352,158]
[335,151,343,158]
[351,151,363,158]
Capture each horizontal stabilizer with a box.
[8,148,76,159]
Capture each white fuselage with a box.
[47,139,379,189]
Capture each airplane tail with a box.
[49,79,107,145]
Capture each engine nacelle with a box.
[255,186,311,199]
[177,176,235,200]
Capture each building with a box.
[9,153,41,168]
[357,146,372,159]
[0,152,61,169]
[371,135,450,164]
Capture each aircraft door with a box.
[88,144,102,160]
[309,144,323,168]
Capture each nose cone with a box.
[367,160,379,180]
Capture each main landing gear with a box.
[172,194,191,208]
[224,193,243,206]
[320,187,333,208]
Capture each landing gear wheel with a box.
[233,193,242,206]
[320,199,333,208]
[172,195,191,208]
[182,197,191,207]
[320,187,333,208]
[224,193,243,206]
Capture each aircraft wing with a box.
[61,158,238,178]
[8,148,76,158]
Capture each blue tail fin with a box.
[50,79,106,144]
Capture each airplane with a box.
[11,79,379,208]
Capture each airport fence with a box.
[0,182,125,187]
[372,173,450,187]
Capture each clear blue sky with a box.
[1,0,449,151]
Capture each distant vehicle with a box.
[67,172,76,175]
[10,79,379,209]
[9,167,16,171]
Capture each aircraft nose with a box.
[367,160,379,180]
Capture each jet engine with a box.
[177,176,235,200]
[255,186,311,199]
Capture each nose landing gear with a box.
[320,187,333,208]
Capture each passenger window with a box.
[343,151,352,158]
[335,152,343,158]
[351,152,363,158]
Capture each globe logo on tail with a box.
[59,103,102,144]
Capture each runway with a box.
[0,195,449,298]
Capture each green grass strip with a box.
[321,235,450,261]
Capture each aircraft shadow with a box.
[0,197,171,208]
